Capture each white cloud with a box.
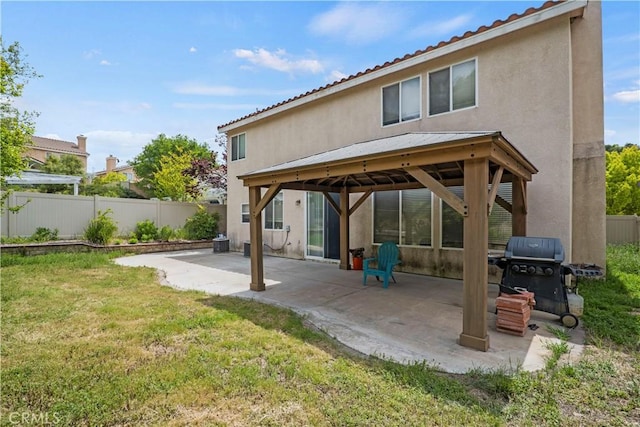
[233,48,323,74]
[408,14,474,39]
[189,47,197,53]
[43,133,62,140]
[100,60,112,66]
[308,3,405,45]
[173,102,260,110]
[327,70,348,83]
[604,129,617,138]
[612,89,640,103]
[83,49,101,59]
[171,82,294,97]
[83,130,159,173]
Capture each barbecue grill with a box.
[489,236,603,328]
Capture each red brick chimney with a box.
[76,135,87,152]
[106,155,118,172]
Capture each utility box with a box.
[213,238,229,253]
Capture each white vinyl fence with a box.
[606,215,639,245]
[1,191,226,239]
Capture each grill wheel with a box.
[560,312,579,329]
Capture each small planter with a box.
[349,247,365,271]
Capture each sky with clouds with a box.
[2,1,638,173]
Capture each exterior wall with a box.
[226,5,604,277]
[1,191,226,239]
[570,1,606,267]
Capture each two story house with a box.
[27,135,89,172]
[219,1,605,350]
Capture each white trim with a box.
[219,1,586,133]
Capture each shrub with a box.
[134,219,158,241]
[183,206,219,240]
[31,227,59,242]
[128,237,139,244]
[158,225,174,242]
[84,209,118,245]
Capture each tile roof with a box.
[218,0,571,131]
[30,136,88,156]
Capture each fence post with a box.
[635,215,640,245]
[8,192,18,238]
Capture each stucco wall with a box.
[226,5,604,277]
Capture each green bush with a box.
[134,219,158,241]
[31,227,59,242]
[183,206,219,240]
[84,210,118,245]
[158,225,174,242]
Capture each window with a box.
[441,183,512,249]
[382,76,421,126]
[265,192,283,230]
[231,133,246,161]
[373,189,432,245]
[241,203,249,223]
[429,59,476,116]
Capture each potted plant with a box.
[349,247,365,270]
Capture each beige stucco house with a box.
[27,135,89,172]
[218,0,605,349]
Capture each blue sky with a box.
[2,1,639,173]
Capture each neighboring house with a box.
[93,155,138,183]
[27,135,89,172]
[220,0,605,279]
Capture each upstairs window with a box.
[382,76,421,126]
[231,133,246,161]
[429,59,476,116]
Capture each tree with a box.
[152,150,198,202]
[1,37,42,210]
[184,134,227,201]
[131,134,210,198]
[92,171,127,185]
[606,144,640,215]
[35,154,85,194]
[41,154,84,176]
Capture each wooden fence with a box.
[606,215,639,245]
[1,191,226,239]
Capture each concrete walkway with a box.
[115,249,586,374]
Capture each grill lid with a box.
[504,236,565,263]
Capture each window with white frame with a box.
[373,189,432,245]
[241,203,250,223]
[264,192,283,230]
[231,133,246,161]
[428,59,476,116]
[382,76,421,126]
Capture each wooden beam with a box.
[459,158,490,352]
[405,166,468,216]
[253,183,282,218]
[241,142,493,188]
[249,186,265,291]
[348,190,372,216]
[495,195,512,213]
[339,187,350,270]
[323,191,342,216]
[489,143,533,181]
[487,166,504,215]
[512,177,527,236]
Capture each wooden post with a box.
[459,158,490,351]
[512,177,527,236]
[249,186,265,291]
[339,187,350,270]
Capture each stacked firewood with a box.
[495,291,536,336]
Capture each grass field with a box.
[1,245,638,426]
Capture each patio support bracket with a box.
[405,166,468,216]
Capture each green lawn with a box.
[1,246,638,426]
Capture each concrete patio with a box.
[115,249,586,374]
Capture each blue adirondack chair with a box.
[363,242,400,288]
